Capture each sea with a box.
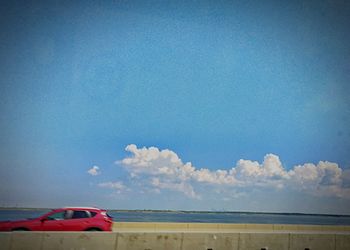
[1,209,350,225]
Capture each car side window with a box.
[64,210,73,219]
[46,211,65,220]
[71,210,89,219]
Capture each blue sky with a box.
[1,0,350,214]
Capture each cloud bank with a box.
[116,144,350,200]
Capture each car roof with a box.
[59,207,103,211]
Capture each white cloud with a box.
[342,169,350,188]
[287,161,348,198]
[98,181,126,193]
[117,144,349,200]
[151,178,199,199]
[119,144,183,176]
[87,166,100,176]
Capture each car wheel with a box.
[85,228,102,231]
[12,228,30,231]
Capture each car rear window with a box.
[71,210,89,219]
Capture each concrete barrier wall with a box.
[113,222,350,232]
[336,234,350,250]
[0,233,11,250]
[2,232,350,250]
[182,233,239,250]
[238,233,289,250]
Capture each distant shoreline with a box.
[0,207,349,217]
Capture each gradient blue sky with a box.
[1,0,350,214]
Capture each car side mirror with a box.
[40,218,48,222]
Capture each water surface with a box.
[1,209,350,225]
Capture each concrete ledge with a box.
[0,233,11,250]
[290,234,335,250]
[2,224,350,250]
[239,233,289,250]
[336,234,350,250]
[2,231,350,250]
[9,232,43,250]
[113,222,350,233]
[42,232,117,250]
[117,233,182,250]
[182,233,239,250]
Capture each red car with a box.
[0,207,113,231]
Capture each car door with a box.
[41,210,67,231]
[60,210,91,231]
